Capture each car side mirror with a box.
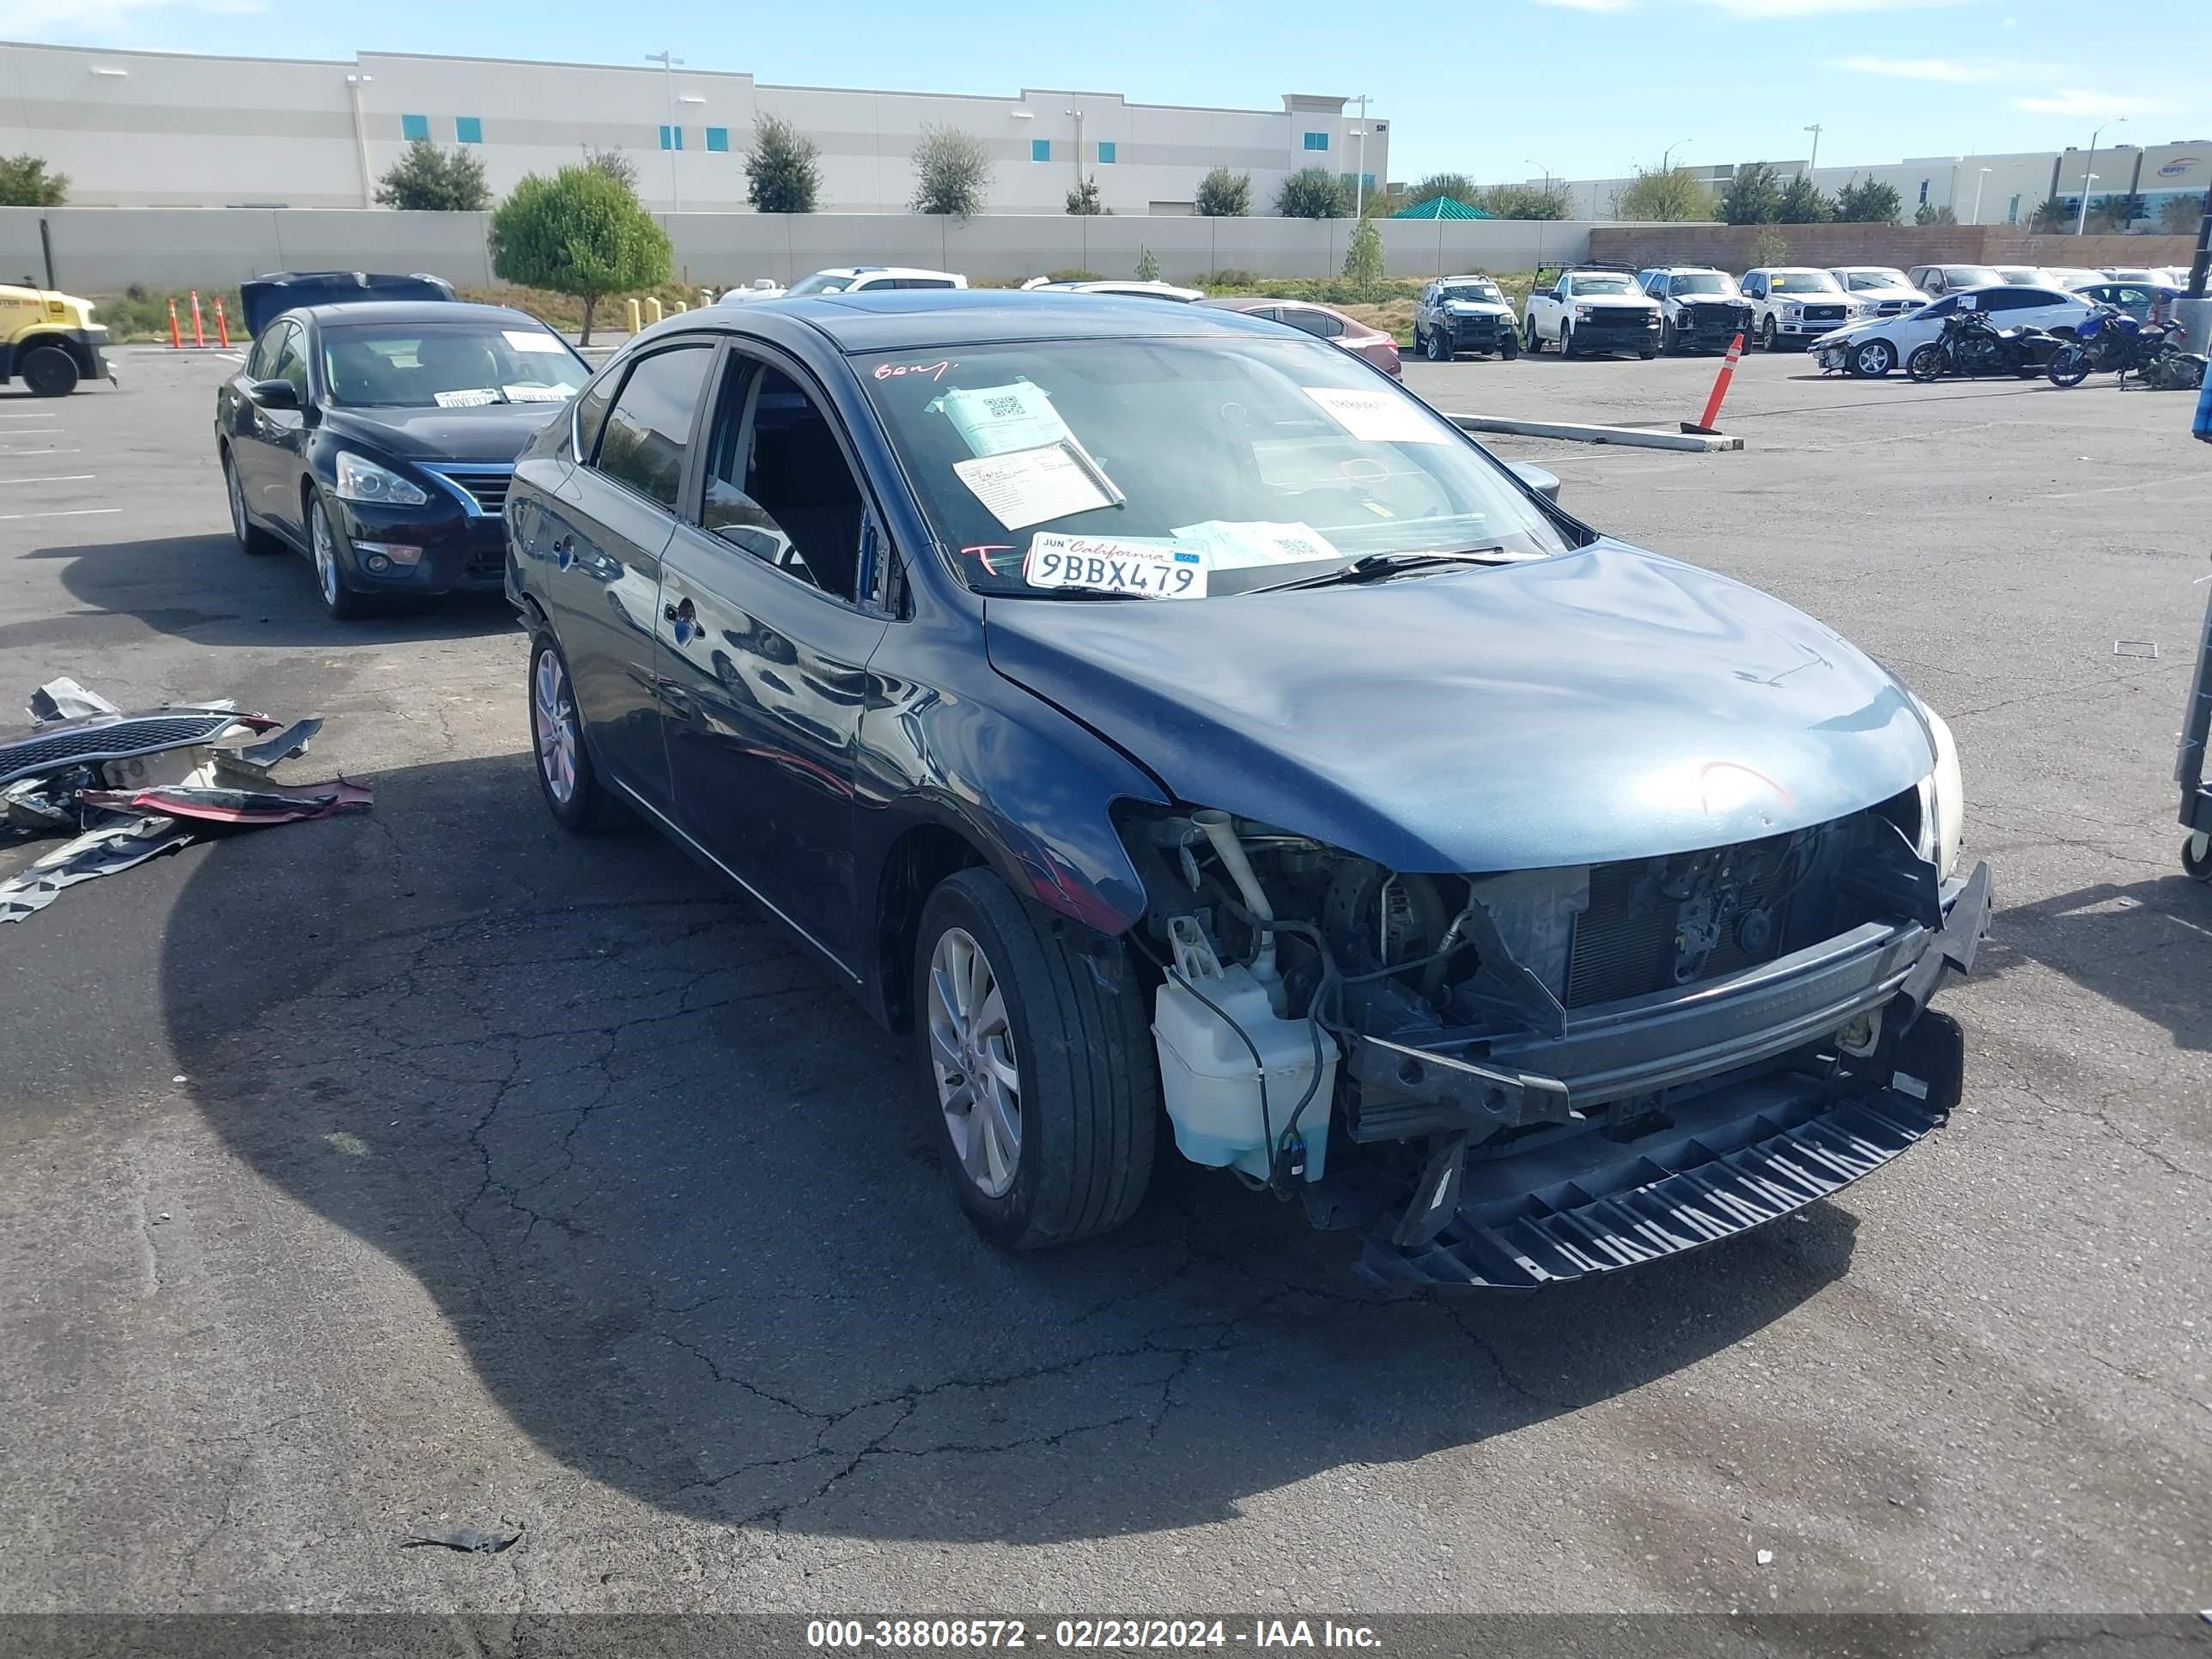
[249,379,300,410]
[1508,460,1561,503]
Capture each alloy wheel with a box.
[226,459,247,542]
[532,647,580,805]
[926,926,1022,1200]
[311,501,341,608]
[1854,340,1895,377]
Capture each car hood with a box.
[982,539,1936,873]
[319,402,569,463]
[1566,295,1657,309]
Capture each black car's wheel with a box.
[526,627,630,832]
[1760,317,1780,353]
[1425,327,1449,363]
[19,344,79,398]
[1848,338,1897,378]
[1638,343,1659,360]
[222,449,281,553]
[1906,343,1945,382]
[306,490,375,620]
[914,867,1157,1251]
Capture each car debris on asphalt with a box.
[0,678,370,923]
[401,1522,524,1554]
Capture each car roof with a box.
[816,265,957,279]
[292,300,550,329]
[1437,273,1501,282]
[757,289,1277,350]
[1645,265,1725,273]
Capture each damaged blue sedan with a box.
[505,291,1991,1289]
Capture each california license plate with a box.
[1024,533,1207,599]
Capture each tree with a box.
[1747,226,1790,269]
[1718,161,1784,226]
[1832,175,1902,224]
[1195,165,1252,217]
[744,113,819,214]
[1613,165,1713,222]
[1410,172,1479,208]
[582,146,638,195]
[2029,197,2072,233]
[0,154,67,207]
[1476,182,1571,220]
[1776,173,1833,224]
[1342,216,1384,294]
[909,124,991,218]
[1276,167,1349,218]
[2162,194,2204,234]
[1134,246,1160,281]
[489,164,672,344]
[2083,198,2130,234]
[1911,202,1957,227]
[1066,173,1104,215]
[374,138,491,211]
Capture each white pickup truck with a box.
[1522,265,1663,359]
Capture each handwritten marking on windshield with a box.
[875,359,956,382]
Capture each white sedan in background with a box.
[1812,284,2095,377]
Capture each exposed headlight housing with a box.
[1912,696,1965,879]
[334,451,429,507]
[1574,303,1595,319]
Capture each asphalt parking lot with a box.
[2,342,2207,1627]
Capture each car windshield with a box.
[1769,272,1843,295]
[1438,283,1501,303]
[1839,269,1908,290]
[1996,269,2044,285]
[318,323,588,409]
[1670,273,1737,295]
[787,273,856,296]
[857,336,1574,601]
[1569,274,1635,295]
[1944,267,2005,289]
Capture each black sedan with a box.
[507,292,1989,1289]
[215,301,591,618]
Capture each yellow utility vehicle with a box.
[0,281,113,396]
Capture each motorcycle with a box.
[2048,306,2204,389]
[1906,307,2066,381]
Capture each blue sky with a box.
[19,0,2209,181]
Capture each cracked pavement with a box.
[0,351,2205,1624]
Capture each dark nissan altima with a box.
[215,301,591,618]
[507,291,1991,1289]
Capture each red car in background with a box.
[1195,296,1401,377]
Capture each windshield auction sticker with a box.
[1302,386,1449,445]
[433,388,501,408]
[1024,534,1206,599]
[1170,520,1341,570]
[952,445,1114,531]
[940,381,1073,457]
[502,331,570,354]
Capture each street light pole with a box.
[1662,137,1693,173]
[647,51,684,212]
[2076,118,2122,235]
[1969,166,1991,225]
[1352,94,1370,218]
[1802,124,1821,178]
[1065,106,1084,199]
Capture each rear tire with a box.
[526,628,630,833]
[913,868,1157,1251]
[1523,318,1542,354]
[19,344,78,397]
[2184,832,2212,883]
[222,450,281,554]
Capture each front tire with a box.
[1848,338,1897,379]
[1425,326,1449,363]
[1498,330,1518,361]
[19,344,79,397]
[1761,318,1779,353]
[1558,323,1575,359]
[914,868,1157,1251]
[307,492,374,620]
[1907,343,1944,382]
[2185,832,2212,882]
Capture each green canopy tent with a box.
[1390,196,1492,219]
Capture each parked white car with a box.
[2041,266,2107,292]
[714,278,787,305]
[1906,263,2006,298]
[784,266,969,295]
[1990,265,2061,287]
[1021,279,1203,301]
[1813,283,2094,377]
[1828,266,1925,318]
[1741,267,1865,351]
[1522,265,1663,358]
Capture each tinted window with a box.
[701,361,869,601]
[246,321,286,380]
[1279,306,1346,339]
[319,322,587,409]
[1437,283,1501,304]
[1977,289,2033,311]
[1566,274,1635,295]
[573,376,616,461]
[594,343,714,511]
[269,324,308,398]
[891,277,957,289]
[1669,273,1736,296]
[1917,295,1960,319]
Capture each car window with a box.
[318,322,588,409]
[246,321,287,380]
[856,335,1572,602]
[894,277,956,289]
[268,324,308,398]
[700,359,870,601]
[1976,289,2032,312]
[1743,275,1766,298]
[786,273,850,297]
[1917,295,1960,319]
[1565,273,1635,295]
[1669,274,1735,296]
[572,374,617,461]
[592,342,714,511]
[1768,272,1841,295]
[1279,306,1346,339]
[1437,283,1500,304]
[2118,287,2150,305]
[1944,266,2004,290]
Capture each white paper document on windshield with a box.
[433,388,501,408]
[1024,533,1207,599]
[501,384,572,403]
[954,444,1117,532]
[503,330,570,354]
[1169,520,1342,570]
[939,381,1073,457]
[1302,386,1449,444]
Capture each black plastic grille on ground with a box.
[1355,1092,1943,1291]
[0,714,237,784]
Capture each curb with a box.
[1447,414,1744,453]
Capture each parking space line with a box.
[0,474,94,485]
[0,507,120,521]
[0,428,65,437]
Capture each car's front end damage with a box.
[1117,793,1990,1289]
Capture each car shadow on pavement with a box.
[13,532,517,653]
[162,751,1862,1545]
[1972,875,2212,1054]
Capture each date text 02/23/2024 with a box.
[805,1618,1383,1650]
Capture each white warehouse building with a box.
[0,40,1391,216]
